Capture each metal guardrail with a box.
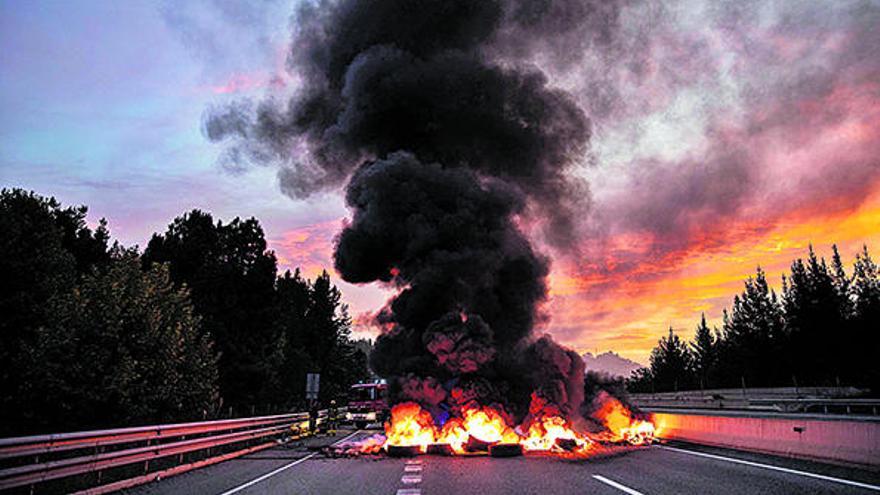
[0,409,343,494]
[632,387,867,400]
[632,388,880,416]
[749,398,880,415]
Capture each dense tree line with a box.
[0,189,368,436]
[628,245,880,394]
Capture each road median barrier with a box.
[649,408,880,468]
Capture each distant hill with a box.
[582,351,644,379]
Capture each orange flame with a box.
[384,402,435,452]
[520,394,594,453]
[521,415,593,452]
[591,392,656,445]
[437,417,469,452]
[459,405,520,444]
[377,393,655,456]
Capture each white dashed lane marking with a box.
[401,474,423,484]
[592,475,646,495]
[396,456,423,493]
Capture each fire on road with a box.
[337,392,655,458]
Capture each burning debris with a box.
[209,0,653,459]
[590,391,657,445]
[327,395,655,458]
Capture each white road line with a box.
[396,489,421,495]
[217,430,362,495]
[401,474,422,484]
[659,445,880,492]
[404,464,422,472]
[592,475,646,495]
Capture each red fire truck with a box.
[346,381,389,429]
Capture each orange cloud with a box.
[547,185,880,364]
[266,183,880,361]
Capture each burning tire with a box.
[489,443,523,457]
[426,443,455,456]
[554,438,578,452]
[387,445,421,457]
[465,436,494,453]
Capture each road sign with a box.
[306,373,320,400]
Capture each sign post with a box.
[306,373,320,401]
[306,373,320,432]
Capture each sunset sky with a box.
[2,0,878,364]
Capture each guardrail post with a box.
[144,439,150,474]
[96,445,103,485]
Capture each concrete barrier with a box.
[650,409,880,468]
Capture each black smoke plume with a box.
[207,0,617,421]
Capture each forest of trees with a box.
[0,189,369,436]
[628,245,880,394]
[4,187,877,435]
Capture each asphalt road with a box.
[124,429,880,495]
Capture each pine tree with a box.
[690,314,716,389]
[852,245,880,322]
[305,271,370,403]
[719,267,785,387]
[649,327,693,392]
[633,245,879,394]
[625,367,655,393]
[831,245,854,319]
[783,246,849,385]
[275,268,313,408]
[851,245,880,390]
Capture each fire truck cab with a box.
[346,381,389,429]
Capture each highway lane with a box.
[124,429,880,495]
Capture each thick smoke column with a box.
[207,0,613,421]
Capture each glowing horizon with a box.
[265,184,880,365]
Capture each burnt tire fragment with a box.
[465,436,494,452]
[387,445,421,457]
[489,443,523,457]
[426,443,455,456]
[555,438,578,451]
